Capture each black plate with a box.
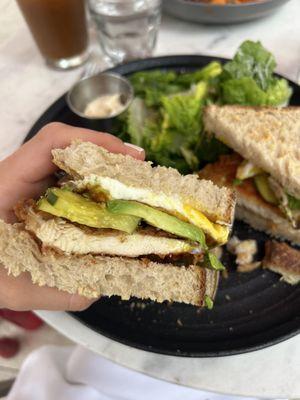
[25,55,300,357]
[163,0,292,25]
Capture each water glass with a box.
[88,0,161,64]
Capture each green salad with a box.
[113,40,292,173]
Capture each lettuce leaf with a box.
[125,82,209,173]
[265,78,292,106]
[118,40,292,173]
[221,76,291,106]
[129,62,222,108]
[126,97,160,149]
[221,77,267,106]
[222,40,276,91]
[160,81,207,139]
[176,61,222,86]
[129,70,183,107]
[221,41,291,106]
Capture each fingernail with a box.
[124,142,144,153]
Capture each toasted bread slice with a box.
[0,220,218,305]
[52,141,235,227]
[263,241,300,285]
[204,105,300,199]
[199,154,300,245]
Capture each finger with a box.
[0,268,96,311]
[0,175,56,223]
[3,122,145,184]
[0,175,55,220]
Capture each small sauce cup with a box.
[67,73,134,120]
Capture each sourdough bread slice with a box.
[0,220,218,305]
[204,105,300,199]
[52,141,235,226]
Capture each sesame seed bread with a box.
[0,220,218,305]
[52,141,235,226]
[204,105,300,199]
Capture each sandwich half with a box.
[202,105,300,245]
[0,141,236,306]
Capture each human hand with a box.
[0,122,144,311]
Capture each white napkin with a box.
[7,345,280,400]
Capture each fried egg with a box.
[75,175,229,244]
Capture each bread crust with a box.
[263,240,300,284]
[204,105,300,199]
[52,141,235,226]
[0,220,218,305]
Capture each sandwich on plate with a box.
[0,141,236,306]
[201,105,300,245]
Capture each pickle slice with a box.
[254,175,278,205]
[37,188,140,234]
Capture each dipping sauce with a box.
[84,94,124,118]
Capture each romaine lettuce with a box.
[118,40,292,173]
[221,41,291,106]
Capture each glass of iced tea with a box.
[17,0,89,70]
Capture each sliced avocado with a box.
[204,295,214,310]
[202,251,225,271]
[107,200,207,248]
[37,188,140,234]
[236,160,263,180]
[254,175,278,205]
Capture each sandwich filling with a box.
[69,175,230,244]
[199,153,300,230]
[21,185,225,271]
[235,158,300,228]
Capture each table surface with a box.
[0,0,300,397]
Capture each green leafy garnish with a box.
[287,194,300,210]
[203,251,225,271]
[204,295,214,310]
[233,178,243,186]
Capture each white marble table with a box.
[0,0,300,397]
